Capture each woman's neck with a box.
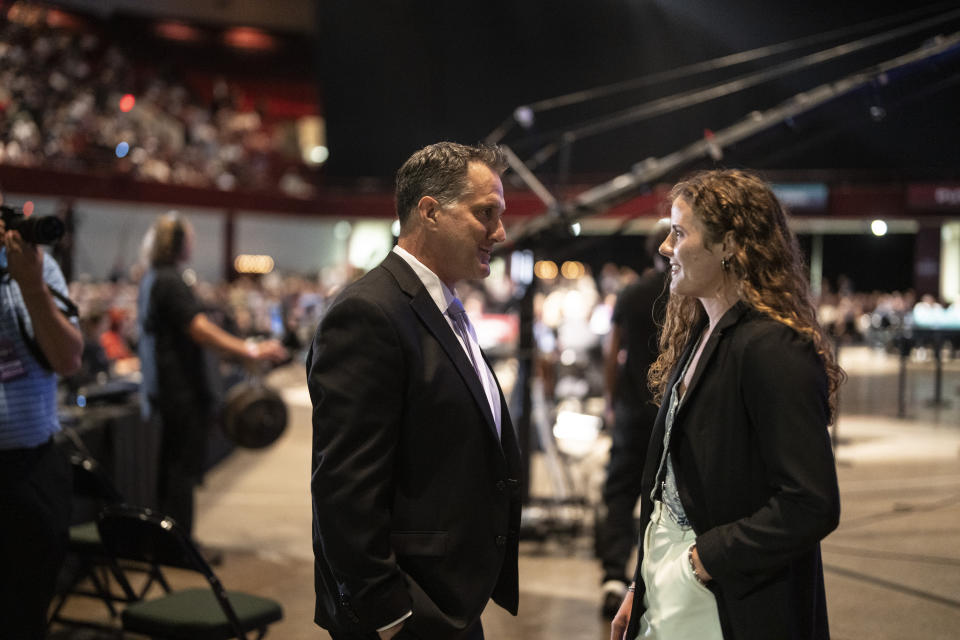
[699,287,739,331]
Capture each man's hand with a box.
[190,314,289,364]
[246,338,288,364]
[1,219,83,375]
[2,225,45,294]
[377,620,404,640]
[610,590,633,640]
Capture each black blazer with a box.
[307,252,522,639]
[626,303,840,640]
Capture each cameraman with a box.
[0,212,82,638]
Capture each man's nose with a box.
[491,218,506,243]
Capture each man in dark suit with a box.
[307,142,522,640]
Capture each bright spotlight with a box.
[560,261,585,279]
[309,145,329,164]
[534,260,558,280]
[514,106,534,129]
[234,254,275,274]
[871,219,888,236]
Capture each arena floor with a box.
[49,345,960,639]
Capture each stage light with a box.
[514,106,534,129]
[309,145,329,164]
[234,254,275,274]
[534,260,558,280]
[553,410,603,457]
[871,220,888,236]
[510,250,534,285]
[119,93,136,112]
[223,27,276,51]
[155,21,203,42]
[561,261,585,279]
[115,142,130,158]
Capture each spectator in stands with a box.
[0,8,319,193]
[99,307,132,361]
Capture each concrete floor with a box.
[49,345,960,639]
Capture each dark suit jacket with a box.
[626,302,840,640]
[307,252,522,639]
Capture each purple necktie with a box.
[448,298,483,381]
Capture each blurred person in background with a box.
[597,223,670,618]
[308,142,521,640]
[74,308,110,385]
[0,198,82,639]
[137,212,286,544]
[612,170,843,640]
[99,307,133,360]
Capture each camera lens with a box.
[16,215,65,244]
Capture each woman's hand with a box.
[610,589,634,640]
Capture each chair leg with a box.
[88,564,120,617]
[48,557,123,630]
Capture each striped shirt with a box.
[0,250,72,449]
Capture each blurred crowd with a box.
[67,270,334,387]
[0,4,316,195]
[67,256,957,393]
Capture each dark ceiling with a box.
[316,0,960,180]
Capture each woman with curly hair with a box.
[611,169,844,640]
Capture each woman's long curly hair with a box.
[647,169,845,422]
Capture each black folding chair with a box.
[48,453,168,632]
[97,504,283,640]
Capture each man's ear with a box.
[417,196,441,227]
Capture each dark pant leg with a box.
[0,439,72,639]
[598,401,656,583]
[155,404,208,536]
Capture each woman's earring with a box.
[721,257,730,271]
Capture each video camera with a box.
[0,204,65,245]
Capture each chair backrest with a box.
[96,504,208,574]
[70,453,124,504]
[96,504,249,638]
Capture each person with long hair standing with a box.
[611,169,844,640]
[138,212,286,542]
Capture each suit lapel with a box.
[382,253,501,445]
[675,302,749,422]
